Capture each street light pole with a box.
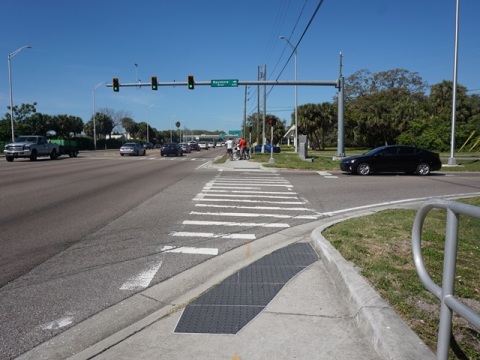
[8,45,32,142]
[280,36,298,152]
[448,0,460,166]
[92,82,104,150]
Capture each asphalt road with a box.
[1,150,480,359]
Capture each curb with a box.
[311,214,435,360]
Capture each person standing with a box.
[238,137,247,160]
[226,138,234,159]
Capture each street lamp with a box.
[92,82,104,150]
[8,45,32,142]
[279,36,298,152]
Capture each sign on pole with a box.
[211,79,239,88]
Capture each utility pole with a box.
[336,52,345,158]
[256,66,260,145]
[262,64,266,153]
[243,85,247,137]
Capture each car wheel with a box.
[121,153,124,156]
[356,163,371,175]
[6,156,14,162]
[416,163,431,175]
[50,149,58,160]
[30,150,37,161]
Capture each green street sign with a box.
[211,79,239,88]
[229,130,242,136]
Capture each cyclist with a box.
[238,137,247,160]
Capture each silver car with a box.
[120,142,146,156]
[179,142,191,153]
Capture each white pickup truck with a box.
[4,135,60,162]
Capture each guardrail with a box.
[412,199,480,360]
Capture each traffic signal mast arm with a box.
[107,79,340,89]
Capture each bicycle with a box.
[243,147,250,160]
[232,148,240,160]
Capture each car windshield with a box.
[123,143,135,147]
[363,146,386,156]
[15,136,38,143]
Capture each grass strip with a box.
[322,197,480,359]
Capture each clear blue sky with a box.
[2,0,479,134]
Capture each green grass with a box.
[247,146,480,172]
[323,197,480,359]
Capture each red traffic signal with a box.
[268,118,277,126]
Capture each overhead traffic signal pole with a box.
[107,76,345,158]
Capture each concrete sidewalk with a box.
[18,159,435,360]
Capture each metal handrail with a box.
[412,198,480,360]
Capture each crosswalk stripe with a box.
[200,193,297,199]
[190,211,318,219]
[171,231,256,240]
[193,197,305,205]
[194,203,313,211]
[183,220,290,228]
[203,189,294,195]
[161,246,218,255]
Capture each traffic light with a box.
[187,75,194,90]
[113,78,119,92]
[151,76,158,91]
[268,118,277,126]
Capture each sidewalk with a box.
[18,159,434,360]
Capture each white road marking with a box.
[204,185,263,190]
[120,260,163,291]
[171,231,256,239]
[193,197,304,205]
[161,246,218,255]
[190,211,318,219]
[40,316,74,330]
[317,171,338,179]
[183,220,289,228]
[194,203,313,211]
[213,182,293,187]
[199,193,297,199]
[203,189,295,195]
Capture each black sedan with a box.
[160,142,183,157]
[340,145,442,176]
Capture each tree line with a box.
[0,104,224,149]
[246,68,480,152]
[2,68,479,152]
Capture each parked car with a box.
[179,142,191,153]
[253,144,281,153]
[160,142,183,157]
[120,142,146,156]
[207,142,216,148]
[143,142,154,149]
[188,141,200,151]
[198,141,209,150]
[340,145,442,176]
